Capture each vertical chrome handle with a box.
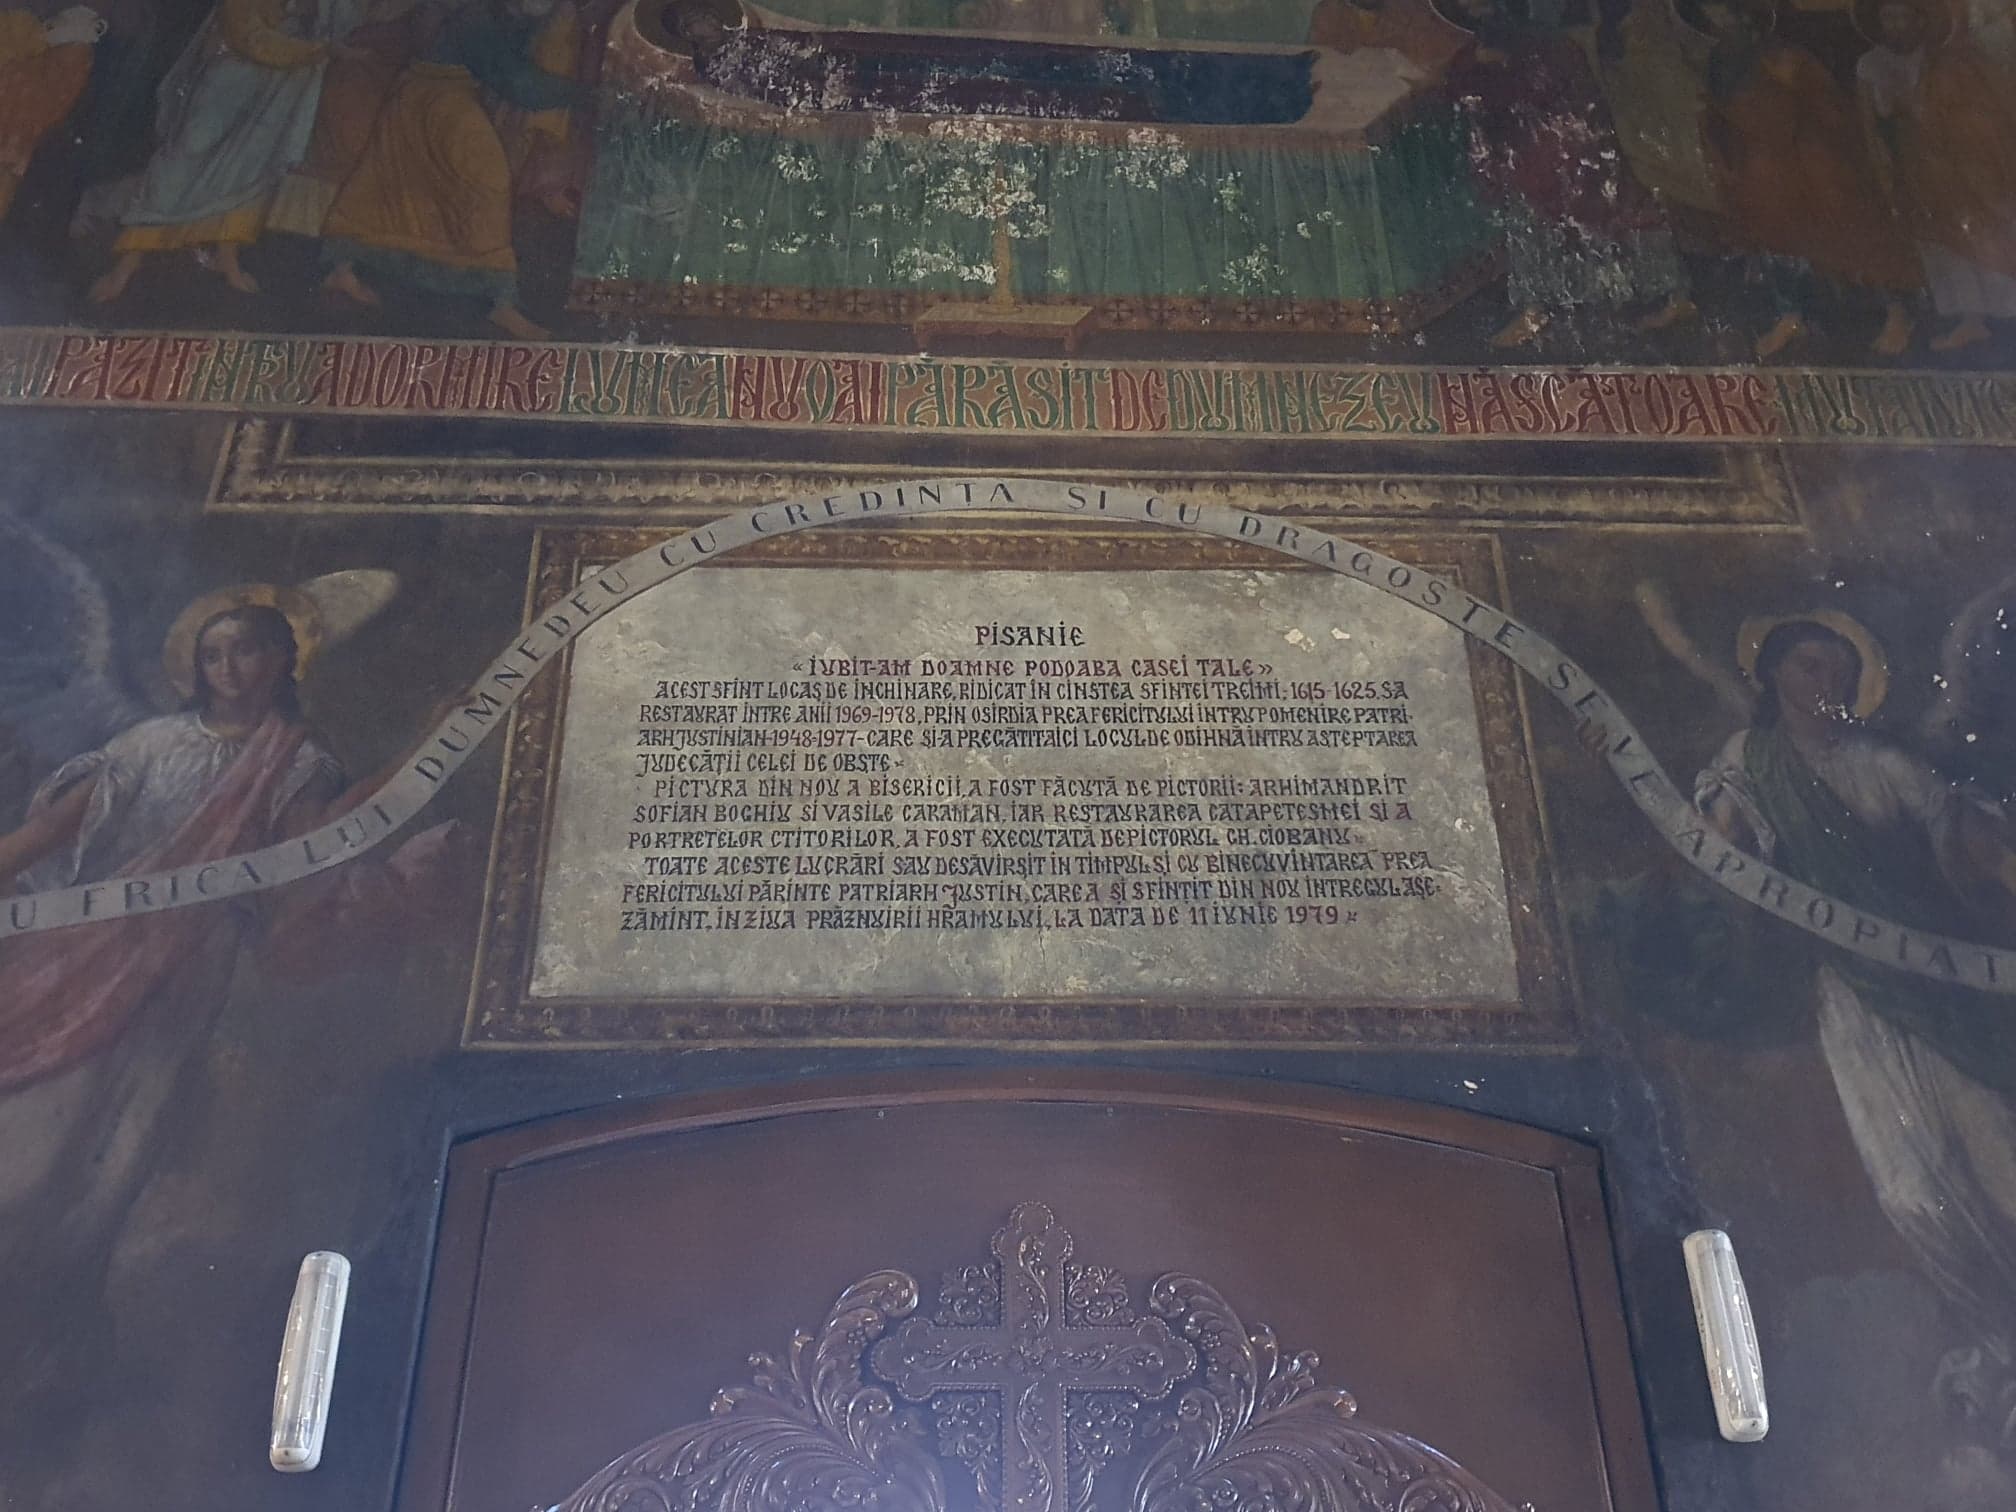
[271,1251,351,1471]
[1683,1229,1767,1443]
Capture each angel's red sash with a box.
[0,715,309,1090]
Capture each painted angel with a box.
[1622,576,2016,1437]
[0,519,471,1089]
[0,516,467,1452]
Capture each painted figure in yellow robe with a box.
[1691,0,1921,358]
[1858,0,2016,351]
[319,0,580,339]
[265,1,424,240]
[0,6,101,223]
[88,0,367,302]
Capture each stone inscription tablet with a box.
[466,525,1567,1048]
[525,566,1522,1009]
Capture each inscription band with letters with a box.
[3,328,2015,444]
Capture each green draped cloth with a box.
[573,99,1491,307]
[1744,723,2016,1095]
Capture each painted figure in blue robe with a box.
[87,0,363,303]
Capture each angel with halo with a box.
[0,514,464,1316]
[0,518,470,1086]
[1622,574,2016,1440]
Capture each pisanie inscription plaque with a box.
[469,528,1566,1049]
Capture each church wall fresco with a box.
[2,0,2016,1507]
[1,0,2015,365]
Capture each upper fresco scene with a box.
[0,0,2010,365]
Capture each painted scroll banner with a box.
[9,327,2016,445]
[529,567,1520,1008]
[7,482,2012,1011]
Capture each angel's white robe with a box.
[25,710,341,893]
[0,712,342,1435]
[1698,727,2016,1343]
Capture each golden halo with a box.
[162,569,399,701]
[162,583,324,701]
[1736,609,1890,719]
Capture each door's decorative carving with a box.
[871,1203,1197,1512]
[552,1271,945,1512]
[550,1204,1528,1512]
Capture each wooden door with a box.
[398,1073,1658,1512]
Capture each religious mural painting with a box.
[0,0,2010,363]
[0,518,470,1091]
[1575,560,2016,1468]
[0,0,2015,1508]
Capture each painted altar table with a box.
[571,0,1495,334]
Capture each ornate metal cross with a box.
[869,1202,1197,1512]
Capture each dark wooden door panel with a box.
[397,1073,1657,1512]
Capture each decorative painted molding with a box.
[205,418,1797,528]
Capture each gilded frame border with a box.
[204,415,1800,529]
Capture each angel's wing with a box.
[1632,578,1754,725]
[0,513,151,773]
[1920,569,2016,801]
